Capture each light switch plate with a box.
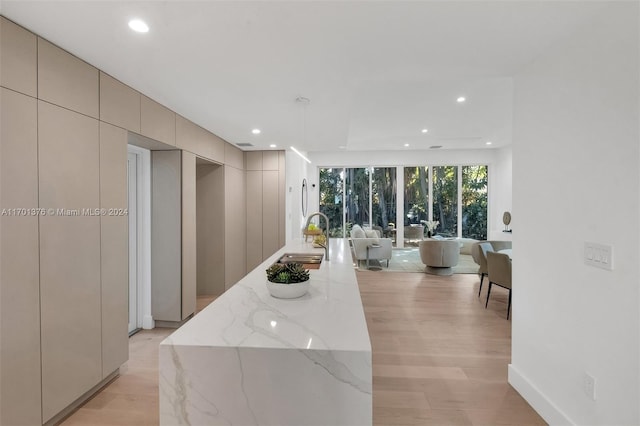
[584,242,613,270]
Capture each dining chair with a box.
[476,242,494,297]
[486,251,512,319]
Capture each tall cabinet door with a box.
[99,122,129,377]
[38,101,102,422]
[0,88,41,426]
[181,151,196,320]
[151,151,182,321]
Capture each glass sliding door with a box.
[344,168,370,231]
[433,165,458,237]
[319,168,345,237]
[462,165,488,240]
[404,166,429,226]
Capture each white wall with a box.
[510,3,639,425]
[292,148,510,240]
[489,145,512,240]
[285,150,309,242]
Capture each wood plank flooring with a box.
[359,271,545,426]
[60,275,545,425]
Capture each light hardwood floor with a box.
[360,271,544,426]
[61,276,544,425]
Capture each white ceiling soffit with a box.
[1,1,607,152]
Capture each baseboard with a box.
[154,313,193,329]
[508,364,574,425]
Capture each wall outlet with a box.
[584,242,613,270]
[583,372,596,400]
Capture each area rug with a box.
[356,248,478,274]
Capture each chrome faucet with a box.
[305,212,330,261]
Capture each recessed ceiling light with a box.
[421,128,428,133]
[457,96,466,103]
[404,143,410,147]
[269,144,277,148]
[486,141,493,145]
[338,146,346,149]
[128,19,149,33]
[251,129,261,135]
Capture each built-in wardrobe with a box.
[0,16,287,425]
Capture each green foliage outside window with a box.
[319,164,487,240]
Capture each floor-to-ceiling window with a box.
[403,166,429,226]
[461,165,488,240]
[345,168,370,231]
[372,167,397,230]
[319,168,344,237]
[319,164,487,240]
[433,165,458,237]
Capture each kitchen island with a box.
[159,238,372,425]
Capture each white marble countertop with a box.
[161,238,371,353]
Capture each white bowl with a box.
[266,280,310,299]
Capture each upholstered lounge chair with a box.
[419,239,460,275]
[349,224,392,267]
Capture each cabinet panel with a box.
[263,151,279,171]
[151,151,182,322]
[38,101,100,209]
[99,122,128,377]
[224,142,244,169]
[141,95,176,146]
[38,100,101,422]
[225,166,247,290]
[197,164,225,296]
[40,217,102,422]
[38,38,99,118]
[0,17,37,96]
[176,115,224,163]
[182,151,197,320]
[245,151,262,171]
[100,72,141,133]
[0,88,41,426]
[246,170,263,270]
[262,170,280,258]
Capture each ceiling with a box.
[1,1,606,152]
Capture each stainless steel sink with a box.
[277,253,324,269]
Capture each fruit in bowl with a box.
[313,234,327,247]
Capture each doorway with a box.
[127,144,153,334]
[128,151,142,334]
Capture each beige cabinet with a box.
[246,170,264,271]
[0,17,37,96]
[224,165,247,290]
[141,95,176,146]
[151,150,196,322]
[100,72,141,133]
[99,122,129,377]
[182,152,197,320]
[0,88,42,426]
[176,115,225,163]
[38,38,99,118]
[38,102,102,422]
[196,162,226,296]
[244,151,286,272]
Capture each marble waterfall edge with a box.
[159,239,372,425]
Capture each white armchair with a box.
[349,225,393,267]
